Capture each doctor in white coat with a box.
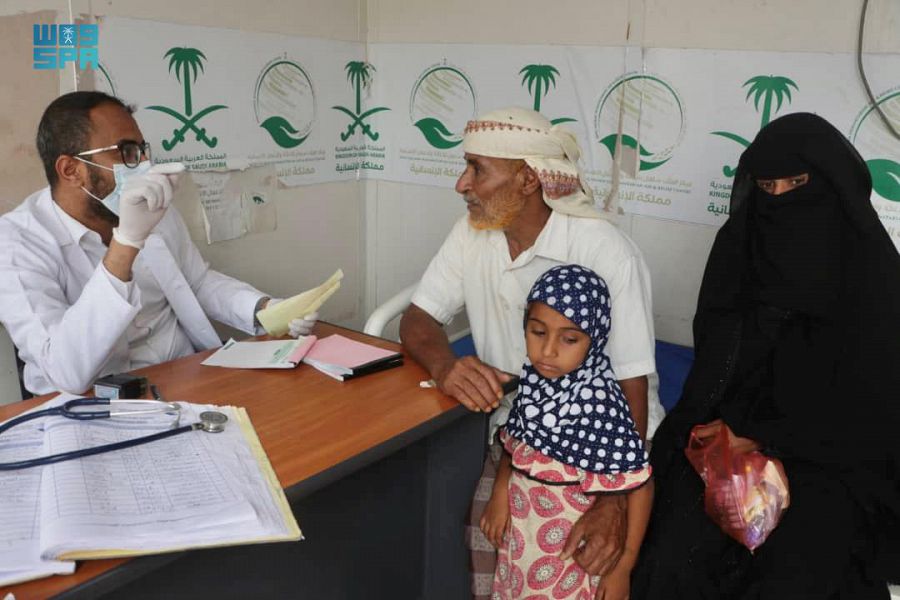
[0,91,315,396]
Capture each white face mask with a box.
[76,158,152,216]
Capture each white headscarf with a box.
[462,106,608,219]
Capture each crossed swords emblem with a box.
[332,106,390,142]
[146,104,227,151]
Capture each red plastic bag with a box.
[685,424,790,552]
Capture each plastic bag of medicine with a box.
[685,424,790,551]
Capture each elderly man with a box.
[0,91,315,396]
[399,107,662,597]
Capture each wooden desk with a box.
[2,323,486,599]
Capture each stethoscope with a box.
[0,398,229,471]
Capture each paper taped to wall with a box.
[256,269,344,336]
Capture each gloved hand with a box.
[288,312,319,338]
[113,163,186,249]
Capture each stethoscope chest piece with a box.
[198,411,228,433]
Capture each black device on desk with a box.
[94,374,148,399]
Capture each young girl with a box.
[481,264,653,600]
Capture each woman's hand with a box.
[693,419,761,454]
[480,484,511,549]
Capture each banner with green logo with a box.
[97,17,367,187]
[614,48,899,247]
[94,19,899,248]
[366,44,623,192]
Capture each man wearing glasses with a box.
[0,91,315,396]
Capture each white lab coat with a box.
[0,187,266,395]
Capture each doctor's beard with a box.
[467,186,526,231]
[85,166,119,226]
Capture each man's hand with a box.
[560,493,627,576]
[693,418,761,454]
[113,163,185,249]
[434,355,511,413]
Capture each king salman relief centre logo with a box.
[409,63,477,149]
[519,64,576,125]
[332,61,390,141]
[146,47,227,150]
[850,89,900,203]
[711,75,798,177]
[595,74,685,172]
[254,58,317,149]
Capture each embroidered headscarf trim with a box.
[462,107,612,220]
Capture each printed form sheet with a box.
[0,416,74,585]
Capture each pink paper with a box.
[304,334,398,368]
[287,335,318,364]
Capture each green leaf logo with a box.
[594,74,684,174]
[868,159,900,202]
[410,65,476,149]
[598,133,671,171]
[260,116,309,149]
[413,118,463,149]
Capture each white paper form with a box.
[0,414,74,585]
[201,337,313,369]
[38,407,256,558]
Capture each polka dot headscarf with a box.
[505,264,649,474]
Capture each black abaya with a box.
[632,113,900,600]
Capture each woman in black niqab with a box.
[631,113,900,600]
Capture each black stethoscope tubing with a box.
[0,398,204,471]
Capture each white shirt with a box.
[411,212,663,438]
[52,203,195,369]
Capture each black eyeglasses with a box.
[76,140,152,168]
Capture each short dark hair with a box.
[36,91,133,187]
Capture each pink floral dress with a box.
[491,431,651,600]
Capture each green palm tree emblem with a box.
[711,75,799,177]
[332,61,390,142]
[146,47,228,151]
[519,64,575,125]
[743,75,798,128]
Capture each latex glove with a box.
[113,163,186,249]
[288,311,319,338]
